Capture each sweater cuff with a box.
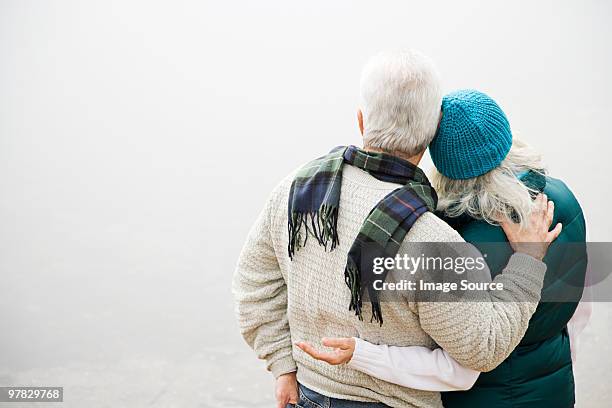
[347,337,385,372]
[269,355,298,378]
[504,252,547,301]
[507,252,547,283]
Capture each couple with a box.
[233,50,588,408]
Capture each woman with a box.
[297,89,589,408]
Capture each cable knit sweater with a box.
[233,165,547,408]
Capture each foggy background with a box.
[1,0,610,406]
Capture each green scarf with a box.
[288,145,437,324]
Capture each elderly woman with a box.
[297,90,589,408]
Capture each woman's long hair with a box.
[432,139,545,228]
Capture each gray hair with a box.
[360,50,442,156]
[432,139,545,227]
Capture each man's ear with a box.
[357,110,364,136]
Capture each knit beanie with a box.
[429,89,512,180]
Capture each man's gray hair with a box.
[359,49,442,156]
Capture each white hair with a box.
[359,49,442,156]
[432,139,546,227]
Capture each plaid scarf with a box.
[288,145,437,324]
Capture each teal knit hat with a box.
[429,89,512,180]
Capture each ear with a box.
[357,110,364,136]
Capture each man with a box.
[232,50,561,408]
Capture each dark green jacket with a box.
[441,176,587,408]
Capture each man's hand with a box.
[295,337,355,365]
[275,372,298,408]
[501,193,562,260]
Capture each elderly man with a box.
[232,50,561,408]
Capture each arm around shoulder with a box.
[413,220,547,372]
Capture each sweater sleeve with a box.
[347,337,480,391]
[232,190,296,378]
[415,230,547,373]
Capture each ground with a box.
[1,304,609,408]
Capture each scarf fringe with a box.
[344,259,362,320]
[345,259,383,326]
[370,300,383,326]
[288,205,339,259]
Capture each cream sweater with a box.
[233,165,547,408]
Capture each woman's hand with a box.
[275,372,298,408]
[296,337,356,365]
[501,193,562,260]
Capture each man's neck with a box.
[363,146,424,166]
